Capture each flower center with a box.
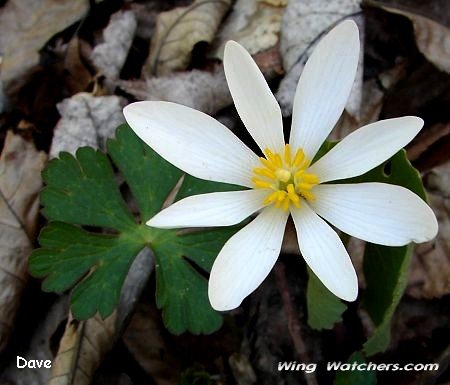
[252,144,319,211]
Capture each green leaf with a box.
[355,150,427,356]
[41,147,135,232]
[334,352,377,385]
[151,227,238,334]
[30,124,241,334]
[363,244,413,355]
[306,267,346,330]
[107,124,183,220]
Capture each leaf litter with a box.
[0,1,449,384]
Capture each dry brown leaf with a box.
[50,93,125,158]
[276,0,364,119]
[48,314,117,385]
[407,162,450,299]
[119,68,231,115]
[408,122,450,161]
[145,0,231,76]
[121,46,282,116]
[91,10,137,80]
[48,249,154,385]
[123,303,181,385]
[211,0,287,59]
[0,132,47,352]
[0,0,88,87]
[64,38,93,95]
[373,3,450,73]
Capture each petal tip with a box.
[337,272,359,302]
[208,287,241,312]
[420,207,439,242]
[335,19,359,42]
[224,40,245,57]
[408,115,425,131]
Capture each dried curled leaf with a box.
[0,132,46,352]
[211,0,287,58]
[48,314,117,385]
[119,68,231,115]
[373,3,450,73]
[145,0,231,76]
[50,93,125,157]
[0,0,88,86]
[91,10,137,79]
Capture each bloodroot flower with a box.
[123,20,438,311]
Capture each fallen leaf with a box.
[64,38,93,95]
[407,161,450,299]
[408,122,450,161]
[145,0,232,76]
[48,249,153,385]
[119,68,231,115]
[91,10,137,80]
[276,0,364,119]
[0,132,47,352]
[120,47,282,116]
[1,296,69,385]
[123,303,181,385]
[211,0,287,58]
[370,2,450,73]
[131,2,159,40]
[50,93,125,158]
[48,314,117,385]
[0,0,88,87]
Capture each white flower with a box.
[123,20,438,311]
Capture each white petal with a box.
[208,207,288,310]
[308,117,424,182]
[147,189,268,229]
[311,183,438,246]
[123,101,259,188]
[224,41,285,154]
[290,20,360,159]
[290,202,358,301]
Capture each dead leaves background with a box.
[0,0,449,384]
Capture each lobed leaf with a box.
[30,124,241,334]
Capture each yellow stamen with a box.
[254,168,276,180]
[276,191,286,202]
[253,144,319,211]
[301,190,316,201]
[298,182,313,190]
[284,144,292,164]
[252,177,272,189]
[264,191,279,205]
[292,149,305,167]
[264,148,282,168]
[301,174,319,184]
[259,157,276,171]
